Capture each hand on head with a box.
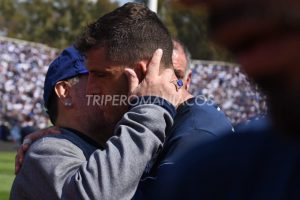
[124,49,185,107]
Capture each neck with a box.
[55,110,105,145]
[55,119,85,136]
[181,90,194,104]
[56,118,110,147]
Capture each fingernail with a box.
[156,49,163,54]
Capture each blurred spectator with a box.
[10,119,21,143]
[189,61,267,125]
[20,115,37,144]
[0,122,10,141]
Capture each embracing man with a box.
[10,3,181,200]
[11,3,233,200]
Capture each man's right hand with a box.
[15,126,61,174]
[124,49,184,107]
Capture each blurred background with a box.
[0,0,267,199]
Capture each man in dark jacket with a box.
[133,39,233,199]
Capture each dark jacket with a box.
[134,96,234,199]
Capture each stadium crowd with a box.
[0,37,57,142]
[190,61,268,125]
[0,37,266,142]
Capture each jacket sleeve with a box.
[11,102,174,200]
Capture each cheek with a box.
[105,103,129,126]
[120,76,129,94]
[111,74,129,95]
[87,77,103,95]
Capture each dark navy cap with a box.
[43,46,88,109]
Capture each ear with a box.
[185,71,192,91]
[133,60,147,83]
[54,81,72,105]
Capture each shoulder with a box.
[27,130,87,161]
[11,130,88,199]
[183,96,230,121]
[173,96,233,137]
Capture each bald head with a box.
[172,39,192,91]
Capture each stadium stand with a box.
[0,37,267,141]
[0,37,57,141]
[190,60,267,125]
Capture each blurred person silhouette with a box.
[0,122,10,141]
[152,0,300,199]
[10,118,21,144]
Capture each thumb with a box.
[124,68,139,94]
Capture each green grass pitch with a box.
[0,152,15,200]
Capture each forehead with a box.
[85,47,106,69]
[85,47,124,72]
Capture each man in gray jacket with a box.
[10,3,182,200]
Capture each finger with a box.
[15,164,19,175]
[19,146,25,162]
[22,144,30,152]
[15,162,20,174]
[44,126,61,134]
[15,147,23,174]
[51,126,60,131]
[42,129,61,136]
[15,154,19,174]
[30,128,61,141]
[124,68,139,94]
[146,49,163,78]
